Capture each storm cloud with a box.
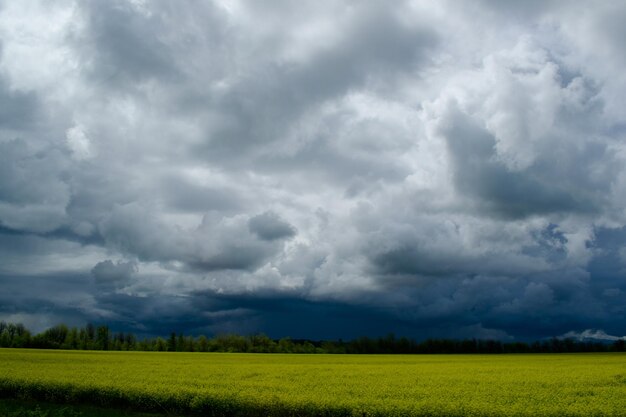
[1,0,626,340]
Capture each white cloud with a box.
[65,124,94,160]
[560,329,626,341]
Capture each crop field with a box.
[0,398,162,417]
[1,350,626,416]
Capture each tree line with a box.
[1,321,625,354]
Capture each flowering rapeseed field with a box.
[1,349,625,416]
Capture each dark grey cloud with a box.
[160,176,245,214]
[441,105,597,219]
[248,212,296,241]
[1,0,626,341]
[193,2,437,163]
[0,77,39,130]
[92,259,137,287]
[97,204,288,272]
[73,0,182,87]
[477,0,559,19]
[0,139,70,233]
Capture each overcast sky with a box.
[1,0,626,341]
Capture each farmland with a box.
[1,349,626,416]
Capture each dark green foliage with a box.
[86,324,95,345]
[0,399,166,417]
[0,323,30,349]
[1,321,625,354]
[96,327,110,351]
[0,383,356,417]
[167,333,176,352]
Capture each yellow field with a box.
[1,349,626,416]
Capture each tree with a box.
[78,328,88,350]
[155,337,167,351]
[0,323,30,348]
[278,337,295,353]
[13,327,31,348]
[86,323,95,342]
[196,335,209,352]
[125,333,137,350]
[177,333,185,352]
[112,332,125,350]
[184,336,195,352]
[38,324,69,349]
[0,329,10,347]
[249,334,276,353]
[212,334,250,352]
[96,325,110,350]
[64,327,79,350]
[168,332,177,352]
[137,338,150,351]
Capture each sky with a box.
[1,0,626,341]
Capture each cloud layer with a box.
[1,0,626,339]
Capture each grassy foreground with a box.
[0,398,165,417]
[1,349,626,416]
